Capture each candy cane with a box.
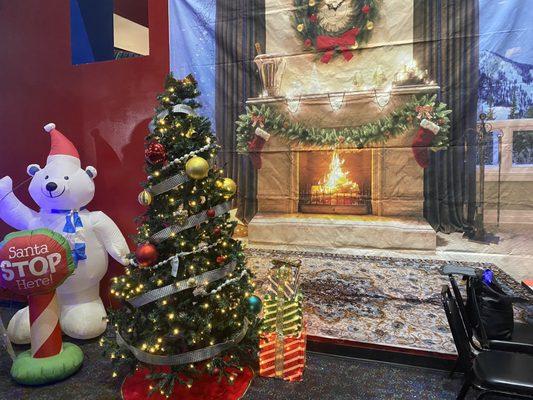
[29,291,62,358]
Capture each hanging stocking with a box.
[248,127,271,169]
[412,119,440,168]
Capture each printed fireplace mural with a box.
[247,86,439,251]
[298,150,372,215]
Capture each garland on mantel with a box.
[235,95,452,169]
[236,95,452,169]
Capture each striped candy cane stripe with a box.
[29,292,62,358]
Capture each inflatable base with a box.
[11,342,84,385]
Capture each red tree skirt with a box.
[122,367,254,400]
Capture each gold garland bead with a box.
[138,190,152,206]
[366,21,374,30]
[297,24,304,32]
[185,156,210,180]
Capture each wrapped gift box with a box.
[259,325,307,382]
[265,259,301,300]
[262,292,303,336]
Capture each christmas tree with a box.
[104,74,261,396]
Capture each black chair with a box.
[448,275,533,355]
[441,285,533,399]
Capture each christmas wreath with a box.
[236,95,452,169]
[293,0,379,63]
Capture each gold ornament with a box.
[297,24,304,32]
[185,156,209,180]
[174,207,188,225]
[366,21,374,30]
[138,190,152,206]
[309,0,315,5]
[221,178,237,197]
[185,127,195,138]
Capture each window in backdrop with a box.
[478,0,532,120]
[478,0,533,178]
[70,0,149,65]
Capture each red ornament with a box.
[213,227,222,236]
[309,14,317,23]
[145,142,167,165]
[135,243,159,267]
[216,255,226,264]
[207,209,216,218]
[304,38,312,47]
[362,4,371,14]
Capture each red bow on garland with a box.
[316,28,360,64]
[251,114,265,128]
[415,105,434,120]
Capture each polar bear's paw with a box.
[7,306,31,344]
[60,299,107,340]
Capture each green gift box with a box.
[262,292,303,336]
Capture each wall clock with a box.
[293,0,379,63]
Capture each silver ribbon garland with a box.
[149,104,197,133]
[0,314,15,361]
[127,261,237,308]
[151,201,232,243]
[116,317,249,366]
[148,158,215,197]
[156,104,197,122]
[148,173,190,196]
[172,104,197,116]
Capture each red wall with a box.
[0,0,169,302]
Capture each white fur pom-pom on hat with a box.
[44,123,56,133]
[42,122,80,161]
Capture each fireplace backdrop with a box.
[245,85,439,251]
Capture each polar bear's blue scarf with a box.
[51,207,87,265]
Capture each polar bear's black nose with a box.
[46,182,58,192]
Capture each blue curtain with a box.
[169,0,217,125]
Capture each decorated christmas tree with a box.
[104,74,261,396]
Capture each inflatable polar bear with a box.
[0,123,129,343]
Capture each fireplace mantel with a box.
[247,84,438,252]
[246,84,439,107]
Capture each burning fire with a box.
[313,151,359,195]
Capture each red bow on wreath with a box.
[317,28,360,64]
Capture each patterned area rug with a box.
[246,249,531,355]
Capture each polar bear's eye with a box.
[45,175,49,179]
[64,176,69,180]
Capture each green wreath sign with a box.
[293,0,379,63]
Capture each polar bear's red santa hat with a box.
[43,122,80,164]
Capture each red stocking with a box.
[248,127,270,169]
[412,127,435,168]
